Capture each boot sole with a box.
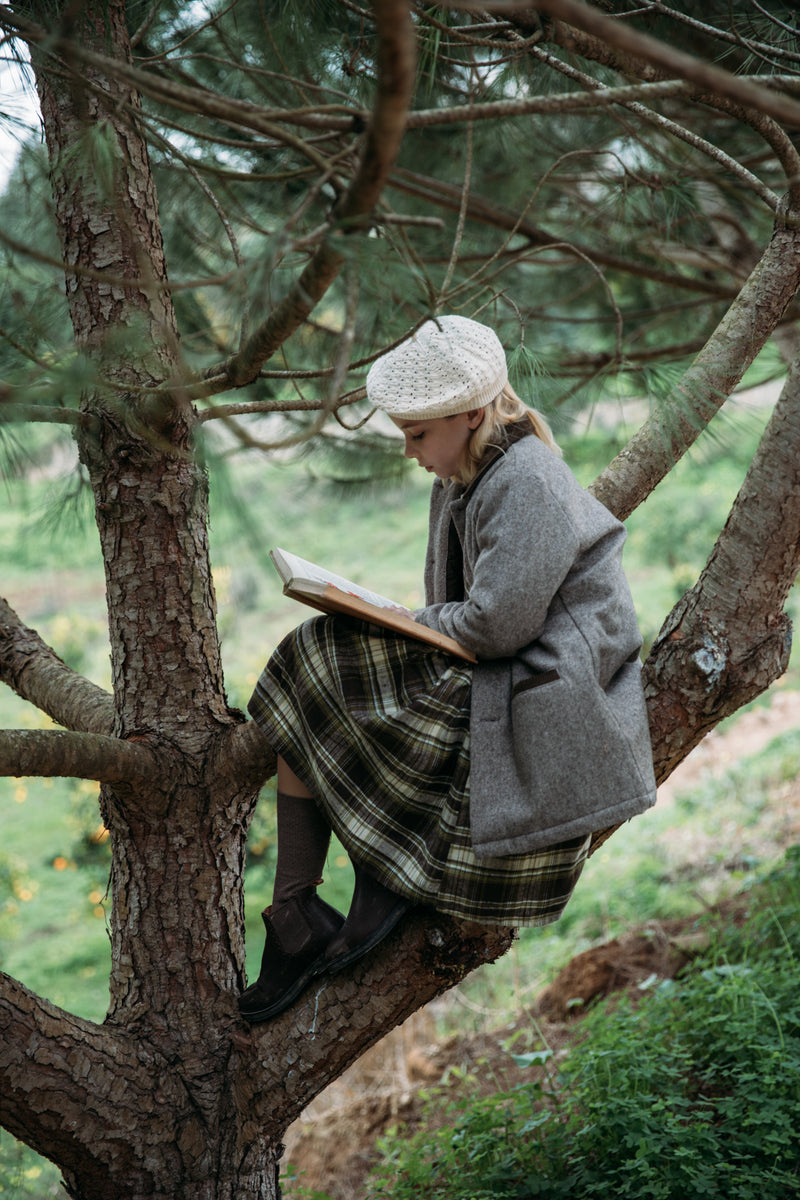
[238,952,327,1023]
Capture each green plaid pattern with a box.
[248,616,589,927]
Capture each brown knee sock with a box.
[271,791,332,908]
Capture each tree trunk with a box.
[16,3,273,1195]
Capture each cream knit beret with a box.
[366,316,508,420]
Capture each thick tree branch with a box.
[0,728,159,786]
[529,0,800,130]
[590,204,800,520]
[590,336,800,855]
[644,346,800,779]
[232,907,514,1136]
[215,719,276,796]
[0,597,114,735]
[0,972,187,1194]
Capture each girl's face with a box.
[393,409,485,479]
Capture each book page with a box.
[270,547,476,663]
[272,547,400,610]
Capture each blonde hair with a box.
[455,383,561,485]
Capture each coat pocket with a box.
[512,668,560,697]
[509,670,647,836]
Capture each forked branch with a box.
[645,344,800,778]
[590,204,800,520]
[0,597,114,735]
[0,972,181,1191]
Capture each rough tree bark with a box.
[2,3,800,1198]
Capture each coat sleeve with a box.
[415,454,583,659]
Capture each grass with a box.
[0,776,112,1020]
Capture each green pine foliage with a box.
[4,0,792,474]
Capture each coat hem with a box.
[471,790,657,859]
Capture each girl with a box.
[239,316,656,1024]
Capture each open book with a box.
[270,547,476,664]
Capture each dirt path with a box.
[657,687,800,804]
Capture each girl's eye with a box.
[410,432,425,442]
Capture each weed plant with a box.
[366,847,800,1200]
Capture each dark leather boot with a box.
[323,863,410,975]
[238,888,345,1023]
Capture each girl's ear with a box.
[465,407,486,429]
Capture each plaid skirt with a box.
[248,615,589,928]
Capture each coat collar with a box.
[457,418,535,503]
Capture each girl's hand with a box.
[385,604,416,620]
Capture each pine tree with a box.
[1,3,800,1196]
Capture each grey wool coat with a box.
[414,423,657,859]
